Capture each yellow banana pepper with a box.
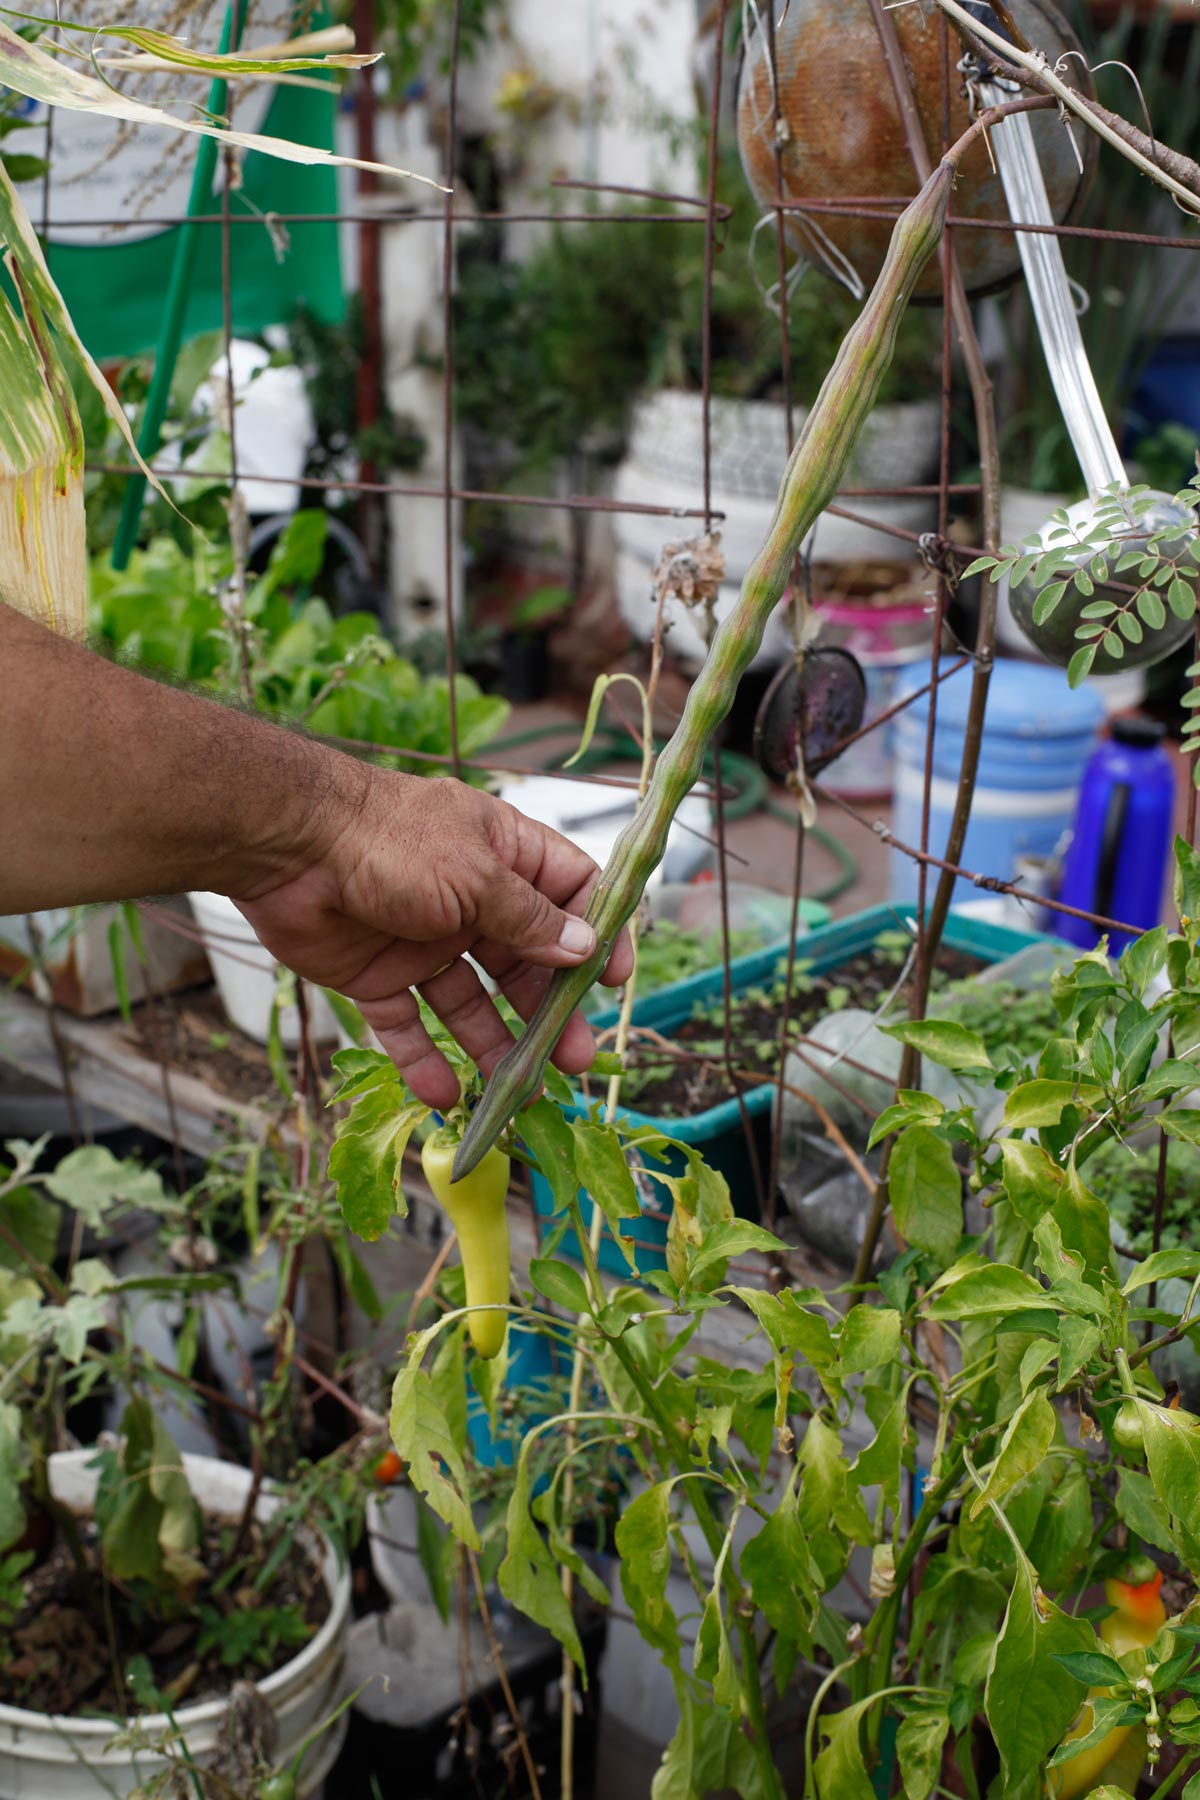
[421,1130,511,1360]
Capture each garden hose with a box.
[488,724,859,904]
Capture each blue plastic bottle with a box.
[1052,716,1176,955]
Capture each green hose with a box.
[488,724,859,905]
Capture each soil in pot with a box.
[0,1510,329,1718]
[123,990,329,1105]
[617,935,987,1117]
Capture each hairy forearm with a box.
[0,603,363,913]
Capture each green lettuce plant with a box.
[90,510,510,772]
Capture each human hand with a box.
[233,767,633,1109]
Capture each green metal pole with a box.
[110,0,243,569]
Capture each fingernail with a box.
[558,916,595,956]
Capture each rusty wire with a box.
[47,7,1200,1409]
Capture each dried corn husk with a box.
[0,18,435,640]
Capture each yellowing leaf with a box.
[0,20,444,188]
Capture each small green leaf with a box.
[896,1708,951,1800]
[1169,576,1197,620]
[926,1263,1049,1322]
[1161,1109,1200,1145]
[529,1257,592,1315]
[571,1119,639,1220]
[1115,1466,1177,1556]
[390,1362,480,1549]
[1031,580,1068,624]
[1004,1079,1089,1129]
[867,1090,945,1150]
[1121,1248,1200,1296]
[880,1019,993,1073]
[969,1389,1056,1520]
[498,1447,585,1672]
[1066,642,1097,686]
[814,1697,877,1800]
[839,1304,902,1374]
[889,1126,963,1265]
[1137,1399,1200,1527]
[520,1098,579,1215]
[999,1137,1063,1228]
[740,1470,818,1652]
[329,1088,427,1239]
[615,1480,685,1677]
[687,1218,786,1284]
[1050,1649,1129,1687]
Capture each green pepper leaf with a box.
[520,1097,579,1215]
[969,1390,1056,1520]
[889,1127,963,1266]
[498,1445,585,1674]
[389,1362,479,1550]
[530,1257,592,1315]
[896,1706,951,1800]
[615,1479,686,1678]
[880,1019,993,1073]
[984,1546,1095,1791]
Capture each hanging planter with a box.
[735,0,1094,302]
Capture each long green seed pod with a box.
[453,155,957,1183]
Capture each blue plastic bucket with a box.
[890,659,1104,908]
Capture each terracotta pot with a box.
[737,0,1095,301]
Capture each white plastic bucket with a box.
[0,1451,351,1799]
[188,892,336,1046]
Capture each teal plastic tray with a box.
[529,904,1052,1274]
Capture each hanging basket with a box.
[736,0,1095,302]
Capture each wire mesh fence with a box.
[24,0,1192,1276]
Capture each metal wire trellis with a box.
[49,0,1200,1256]
[9,6,1195,1786]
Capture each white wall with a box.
[458,0,702,256]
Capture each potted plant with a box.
[0,1134,367,1798]
[329,859,1200,1798]
[497,582,574,704]
[612,154,944,666]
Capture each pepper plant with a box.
[328,843,1200,1797]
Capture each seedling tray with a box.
[530,905,1052,1275]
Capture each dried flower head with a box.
[650,531,726,612]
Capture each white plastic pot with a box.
[188,891,336,1046]
[0,1451,351,1799]
[612,390,941,668]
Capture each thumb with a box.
[473,865,598,966]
